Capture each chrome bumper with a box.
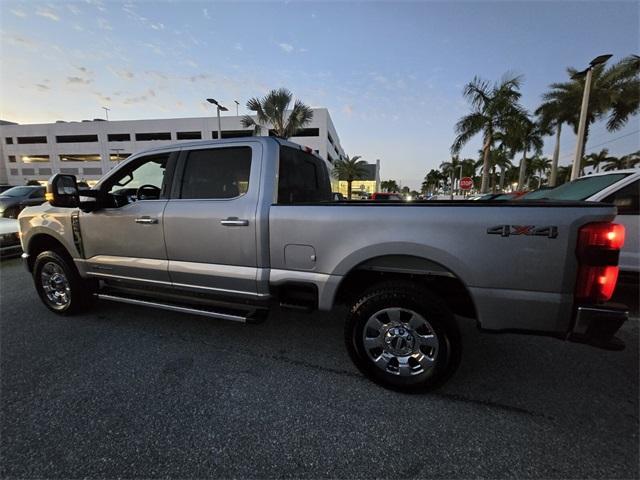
[568,304,628,351]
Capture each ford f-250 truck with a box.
[18,137,629,391]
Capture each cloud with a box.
[67,4,81,15]
[150,22,164,30]
[108,67,134,79]
[278,42,294,53]
[36,8,60,21]
[203,8,210,19]
[342,104,354,116]
[98,18,112,30]
[67,76,92,85]
[10,9,26,17]
[234,43,243,51]
[123,95,148,105]
[35,84,50,91]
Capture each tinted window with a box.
[603,180,639,215]
[1,186,34,197]
[535,173,630,201]
[278,146,332,204]
[136,132,171,141]
[180,147,251,199]
[29,188,45,198]
[108,133,131,142]
[56,134,98,143]
[17,136,47,144]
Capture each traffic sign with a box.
[459,177,473,190]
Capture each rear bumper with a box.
[568,303,629,351]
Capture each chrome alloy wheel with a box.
[40,261,71,309]
[362,307,439,377]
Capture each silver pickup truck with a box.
[18,137,629,391]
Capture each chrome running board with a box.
[97,293,250,323]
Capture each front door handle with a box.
[135,216,158,224]
[220,217,249,227]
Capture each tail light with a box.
[575,222,625,303]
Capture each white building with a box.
[0,108,345,186]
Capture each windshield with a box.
[530,173,630,201]
[0,186,35,198]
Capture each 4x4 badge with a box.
[487,225,558,238]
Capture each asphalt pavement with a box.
[1,257,638,479]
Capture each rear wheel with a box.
[33,250,93,315]
[345,281,461,392]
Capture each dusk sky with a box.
[1,0,638,188]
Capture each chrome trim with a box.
[134,217,158,224]
[220,218,249,226]
[96,294,248,322]
[86,271,270,298]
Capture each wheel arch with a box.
[334,253,478,321]
[24,232,73,272]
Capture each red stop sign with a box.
[459,177,473,190]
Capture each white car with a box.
[524,169,639,275]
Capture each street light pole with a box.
[570,54,612,181]
[206,98,229,139]
[102,106,110,121]
[457,164,463,195]
[234,100,239,117]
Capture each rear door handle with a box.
[220,217,249,227]
[135,217,158,224]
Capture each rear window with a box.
[277,146,332,204]
[533,173,630,201]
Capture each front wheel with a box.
[33,250,92,315]
[345,281,461,392]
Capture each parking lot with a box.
[1,256,638,479]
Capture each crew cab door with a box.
[79,151,177,283]
[163,143,261,296]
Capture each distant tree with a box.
[556,165,572,184]
[380,180,399,192]
[422,169,443,194]
[603,151,639,171]
[530,156,552,188]
[585,149,616,173]
[25,180,41,186]
[332,155,367,200]
[241,88,313,138]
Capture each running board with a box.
[96,293,253,323]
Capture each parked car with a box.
[332,192,346,201]
[0,185,15,194]
[371,192,404,201]
[521,169,639,275]
[0,185,46,218]
[19,137,629,392]
[0,218,21,257]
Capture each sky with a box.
[1,0,638,189]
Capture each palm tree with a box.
[332,155,367,199]
[510,115,544,190]
[380,180,399,192]
[422,169,444,195]
[539,55,639,175]
[535,95,573,186]
[241,88,313,138]
[556,165,572,185]
[602,151,639,171]
[585,148,616,173]
[440,156,462,197]
[530,157,552,188]
[451,73,524,193]
[621,150,640,169]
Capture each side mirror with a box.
[47,174,79,208]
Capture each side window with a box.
[30,188,45,198]
[603,180,639,215]
[105,153,170,205]
[180,147,251,199]
[277,146,332,204]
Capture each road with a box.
[1,257,638,479]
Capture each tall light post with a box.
[570,54,612,181]
[234,100,240,117]
[102,106,110,121]
[206,98,228,139]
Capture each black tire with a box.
[345,280,461,392]
[33,249,93,315]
